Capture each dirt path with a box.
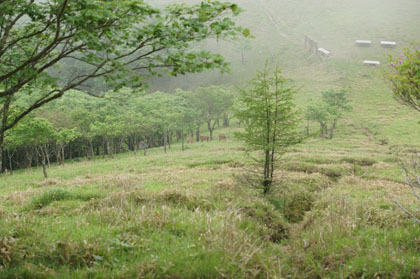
[257,0,290,40]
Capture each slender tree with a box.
[305,89,351,139]
[321,89,352,139]
[189,86,234,140]
[234,66,301,194]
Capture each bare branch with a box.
[394,200,420,224]
[402,162,420,202]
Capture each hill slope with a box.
[1,121,419,278]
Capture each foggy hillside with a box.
[149,0,420,92]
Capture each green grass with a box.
[1,122,419,278]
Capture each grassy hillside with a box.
[1,0,420,278]
[1,121,420,278]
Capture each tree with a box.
[8,117,56,178]
[172,90,199,151]
[386,43,420,112]
[305,103,330,137]
[321,88,352,139]
[0,0,248,171]
[234,66,301,194]
[385,44,420,225]
[54,128,80,165]
[0,86,203,171]
[3,130,19,173]
[189,86,234,140]
[234,37,252,64]
[138,91,187,153]
[305,88,351,139]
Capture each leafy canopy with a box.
[0,0,248,140]
[386,43,420,112]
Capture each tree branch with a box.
[394,200,420,224]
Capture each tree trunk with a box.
[61,145,65,165]
[42,160,48,178]
[0,144,3,173]
[320,123,328,138]
[45,145,51,168]
[207,120,217,141]
[196,126,200,142]
[7,150,13,173]
[118,137,124,154]
[106,140,110,156]
[55,145,61,166]
[223,117,229,127]
[263,149,271,194]
[164,130,167,153]
[182,129,185,151]
[34,147,39,167]
[306,120,310,136]
[107,139,114,158]
[0,145,3,174]
[88,140,94,160]
[40,147,48,179]
[25,148,32,169]
[329,122,334,139]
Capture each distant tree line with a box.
[1,86,235,176]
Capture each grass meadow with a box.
[1,119,420,278]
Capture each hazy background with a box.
[149,0,420,94]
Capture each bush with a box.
[241,202,288,242]
[26,188,100,210]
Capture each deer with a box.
[186,137,194,144]
[218,135,227,141]
[199,136,210,142]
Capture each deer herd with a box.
[186,135,227,144]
